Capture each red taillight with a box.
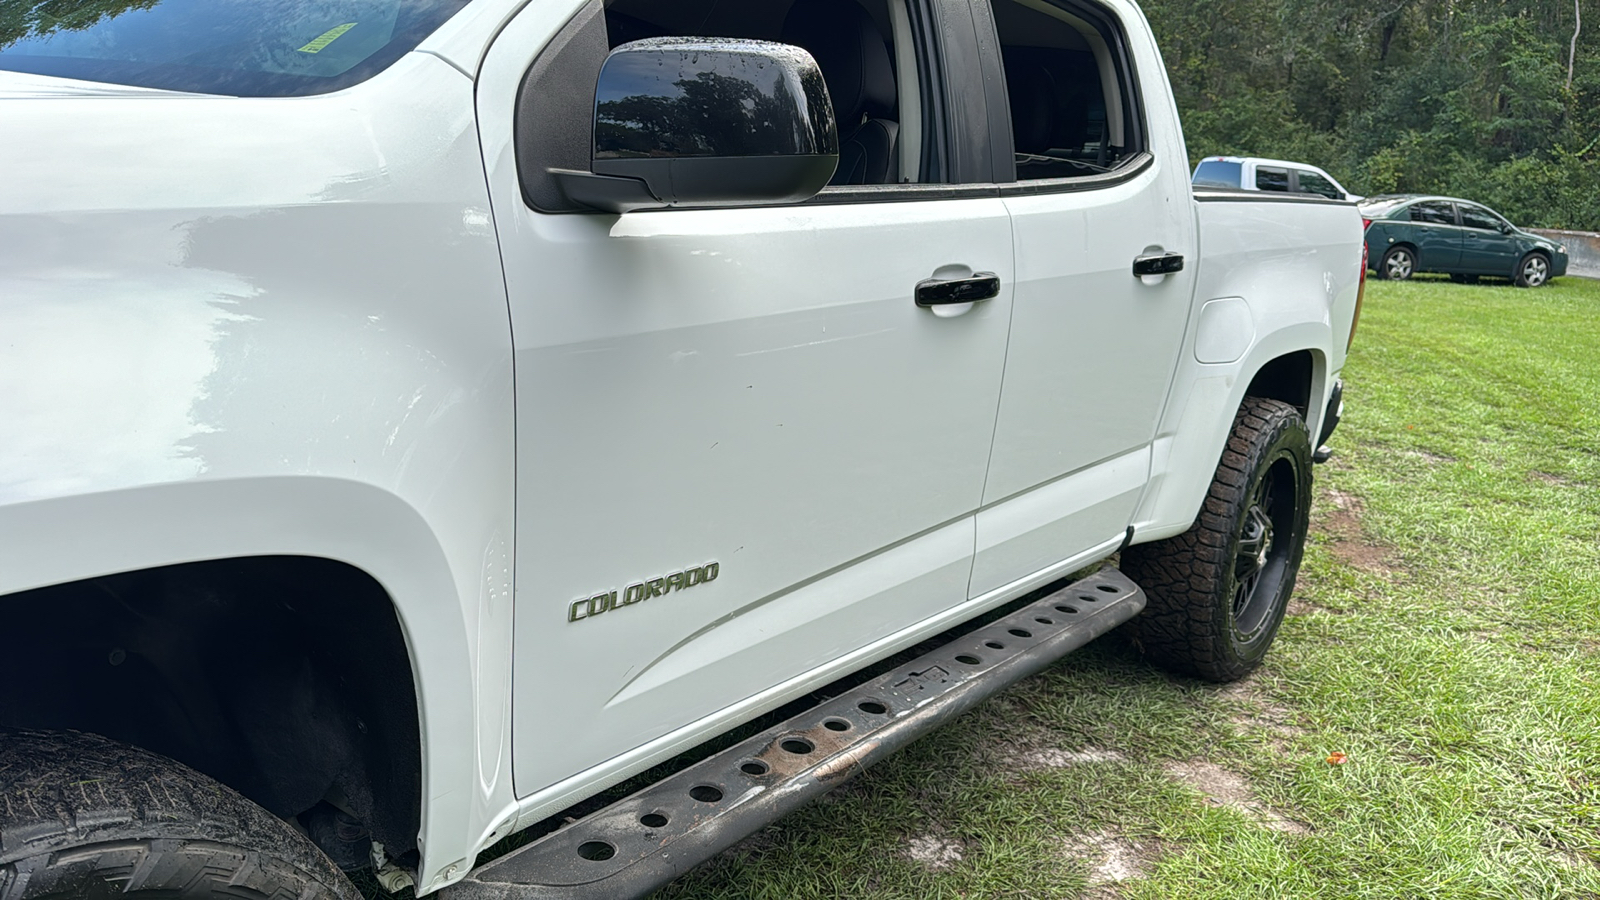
[1349,244,1367,351]
[1361,218,1373,230]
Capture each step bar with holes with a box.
[444,567,1147,900]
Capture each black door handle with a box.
[1133,253,1185,278]
[916,273,1001,307]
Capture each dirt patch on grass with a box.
[1164,760,1310,834]
[1208,678,1306,747]
[1529,470,1588,489]
[1060,830,1159,896]
[1014,747,1126,769]
[904,834,965,870]
[1317,489,1399,574]
[1404,448,1457,465]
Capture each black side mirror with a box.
[552,38,840,213]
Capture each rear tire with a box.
[1515,252,1550,288]
[0,729,359,900]
[1122,398,1313,682]
[1379,245,1416,280]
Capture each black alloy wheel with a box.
[1229,453,1299,646]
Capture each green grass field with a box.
[651,275,1600,899]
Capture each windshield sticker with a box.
[298,23,358,54]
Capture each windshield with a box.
[0,0,471,96]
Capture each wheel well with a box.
[0,556,421,861]
[1245,351,1315,419]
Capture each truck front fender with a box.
[0,476,492,887]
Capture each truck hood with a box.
[0,69,203,99]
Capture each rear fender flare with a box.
[1133,326,1330,544]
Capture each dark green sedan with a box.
[1360,195,1569,287]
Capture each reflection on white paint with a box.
[0,238,255,502]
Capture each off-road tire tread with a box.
[0,729,358,900]
[1121,397,1311,682]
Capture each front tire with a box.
[1379,245,1416,281]
[0,729,359,900]
[1515,252,1550,288]
[1122,398,1314,682]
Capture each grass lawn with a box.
[650,274,1600,899]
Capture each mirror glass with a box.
[595,38,836,161]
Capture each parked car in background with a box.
[1192,156,1359,201]
[1359,195,1569,288]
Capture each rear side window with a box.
[1255,167,1289,192]
[987,0,1143,182]
[1410,202,1456,225]
[1192,160,1242,189]
[1295,169,1341,199]
[0,0,471,96]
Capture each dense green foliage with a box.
[1143,0,1600,230]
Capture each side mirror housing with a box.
[553,38,840,213]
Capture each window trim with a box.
[973,0,1151,191]
[515,0,966,214]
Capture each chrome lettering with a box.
[568,563,721,624]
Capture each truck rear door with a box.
[966,0,1198,598]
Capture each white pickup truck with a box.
[0,0,1364,897]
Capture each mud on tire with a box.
[1122,397,1313,682]
[0,729,359,900]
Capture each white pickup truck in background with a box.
[0,0,1363,897]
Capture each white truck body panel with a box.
[0,0,1364,891]
[0,56,521,888]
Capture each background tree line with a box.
[1141,0,1599,230]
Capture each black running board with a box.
[446,567,1146,900]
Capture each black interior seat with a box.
[1005,49,1098,178]
[781,0,899,185]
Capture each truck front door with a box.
[477,0,1016,801]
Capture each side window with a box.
[1295,170,1341,199]
[605,0,921,187]
[1255,167,1290,192]
[988,0,1143,181]
[517,0,931,212]
[1410,202,1457,225]
[1459,204,1504,232]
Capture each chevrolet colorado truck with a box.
[0,0,1364,897]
